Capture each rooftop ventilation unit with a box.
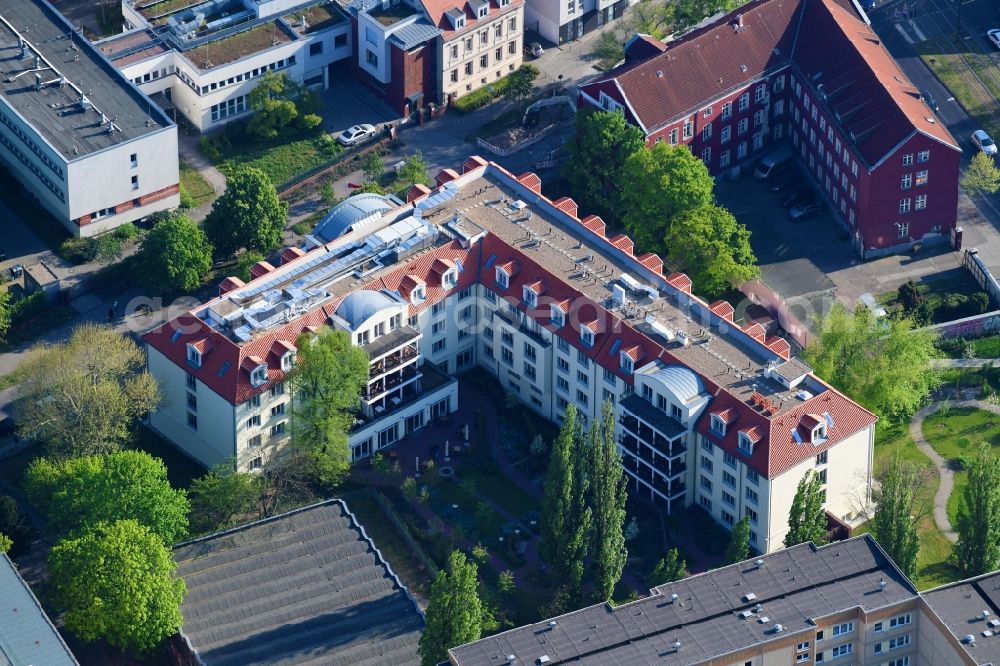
[755,559,764,568]
[538,656,551,664]
[670,593,679,603]
[758,616,770,624]
[672,640,681,652]
[989,619,1000,628]
[738,610,753,620]
[965,634,976,645]
[773,624,784,633]
[619,273,642,292]
[548,621,557,628]
[984,610,991,619]
[511,200,527,210]
[612,284,627,307]
[743,593,757,603]
[796,390,813,401]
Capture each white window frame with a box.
[496,267,509,289]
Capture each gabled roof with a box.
[584,0,958,165]
[173,500,423,666]
[418,0,522,39]
[588,0,803,132]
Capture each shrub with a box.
[451,66,539,113]
[179,183,195,209]
[59,237,97,263]
[10,291,46,326]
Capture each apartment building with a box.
[100,0,352,131]
[0,0,179,236]
[450,534,996,666]
[348,0,524,112]
[145,156,875,553]
[579,0,961,258]
[525,0,625,45]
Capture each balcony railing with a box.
[369,344,419,378]
[619,416,686,458]
[365,367,421,401]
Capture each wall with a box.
[857,132,959,255]
[766,424,873,553]
[439,5,523,101]
[147,347,236,470]
[387,41,432,112]
[0,98,70,224]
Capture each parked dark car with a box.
[769,172,800,193]
[780,186,813,208]
[789,200,825,221]
[921,89,939,113]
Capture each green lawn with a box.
[916,38,1000,139]
[923,406,1000,527]
[201,131,343,187]
[179,160,216,209]
[872,423,962,589]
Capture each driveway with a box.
[320,67,398,137]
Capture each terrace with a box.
[136,0,203,20]
[366,2,418,26]
[284,3,348,34]
[183,21,292,70]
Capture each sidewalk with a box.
[177,132,227,222]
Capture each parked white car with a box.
[988,28,1000,50]
[337,124,377,146]
[972,129,998,155]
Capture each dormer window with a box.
[580,325,594,347]
[710,414,726,435]
[281,351,296,371]
[186,344,202,368]
[738,432,754,455]
[250,364,268,388]
[478,5,488,17]
[812,423,828,444]
[620,352,633,374]
[551,305,565,327]
[413,285,426,302]
[496,267,509,289]
[523,285,537,307]
[442,269,457,288]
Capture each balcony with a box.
[362,326,421,363]
[354,362,454,430]
[365,366,421,402]
[369,343,419,379]
[619,414,686,458]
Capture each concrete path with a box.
[910,399,1000,543]
[930,358,1000,368]
[177,132,226,222]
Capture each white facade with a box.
[438,5,524,100]
[525,0,624,45]
[114,0,352,131]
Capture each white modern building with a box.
[0,0,179,236]
[99,0,352,131]
[525,0,625,45]
[145,155,876,552]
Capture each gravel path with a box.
[910,398,1000,544]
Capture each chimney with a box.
[34,73,41,90]
[735,13,744,28]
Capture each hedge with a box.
[451,65,539,113]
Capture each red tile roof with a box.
[583,0,957,163]
[435,168,460,186]
[793,0,957,164]
[638,252,663,275]
[463,155,489,173]
[280,247,306,264]
[419,0,522,39]
[516,172,542,193]
[709,300,735,320]
[624,33,667,63]
[581,215,606,237]
[665,272,692,294]
[553,197,578,217]
[407,184,432,203]
[587,0,803,133]
[609,234,634,255]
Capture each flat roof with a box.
[284,3,349,34]
[450,536,918,666]
[0,553,79,666]
[0,0,171,161]
[924,571,1000,666]
[173,499,423,666]
[184,20,293,70]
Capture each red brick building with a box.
[579,0,961,258]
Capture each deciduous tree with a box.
[289,328,369,487]
[185,462,263,536]
[15,324,160,458]
[25,451,189,544]
[784,470,828,547]
[648,547,687,587]
[0,495,32,559]
[539,404,591,603]
[724,515,752,564]
[503,64,539,102]
[399,151,430,187]
[954,444,1000,576]
[620,142,714,252]
[418,550,482,666]
[203,166,287,258]
[246,72,321,139]
[135,213,213,293]
[562,109,645,223]
[664,204,759,297]
[48,520,185,653]
[588,401,628,602]
[236,250,265,282]
[961,151,1000,195]
[803,305,940,424]
[363,151,385,183]
[870,455,924,579]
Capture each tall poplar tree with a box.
[724,516,752,565]
[871,456,922,579]
[588,401,628,602]
[954,445,1000,576]
[418,550,482,666]
[539,404,591,605]
[784,470,828,547]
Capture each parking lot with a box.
[716,170,966,337]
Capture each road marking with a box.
[895,23,914,44]
[908,19,926,41]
